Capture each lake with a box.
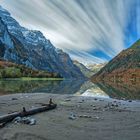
[0,79,140,100]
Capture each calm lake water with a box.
[0,79,140,100]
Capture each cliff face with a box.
[0,6,84,78]
[92,39,140,82]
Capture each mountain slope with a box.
[0,6,84,78]
[92,39,140,82]
[73,60,93,78]
[73,60,105,78]
[87,63,106,74]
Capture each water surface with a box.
[0,79,140,100]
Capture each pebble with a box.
[11,98,18,100]
[79,115,92,118]
[14,116,36,125]
[128,100,132,102]
[69,112,77,120]
[65,99,71,102]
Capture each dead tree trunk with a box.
[0,104,57,126]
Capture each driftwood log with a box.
[0,100,57,128]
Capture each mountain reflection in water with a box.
[0,79,84,95]
[0,79,140,100]
[95,80,140,100]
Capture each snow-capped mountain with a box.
[0,6,84,78]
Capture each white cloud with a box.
[0,0,140,64]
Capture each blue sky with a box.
[0,0,140,64]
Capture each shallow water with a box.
[0,79,140,100]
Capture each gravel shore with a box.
[0,93,140,140]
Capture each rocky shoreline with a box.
[0,93,140,140]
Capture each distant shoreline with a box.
[0,77,64,81]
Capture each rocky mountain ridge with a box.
[73,60,106,78]
[0,6,84,78]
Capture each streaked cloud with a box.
[0,0,140,64]
[69,50,106,65]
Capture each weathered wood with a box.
[0,104,57,124]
